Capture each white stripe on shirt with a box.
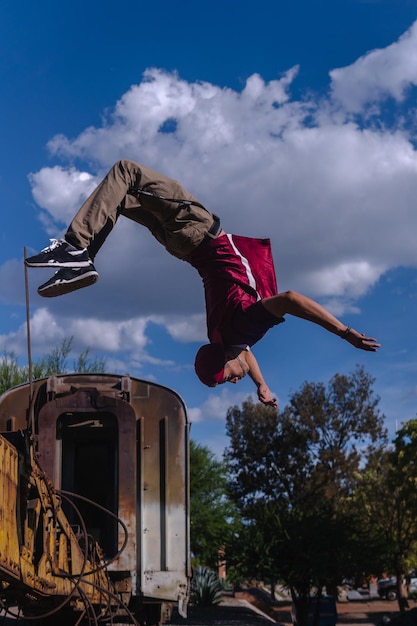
[227,234,260,301]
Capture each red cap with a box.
[194,344,225,387]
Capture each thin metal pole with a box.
[23,247,34,405]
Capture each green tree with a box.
[34,337,106,376]
[190,440,240,570]
[0,350,28,392]
[356,418,417,612]
[224,367,387,624]
[73,347,106,373]
[0,338,107,394]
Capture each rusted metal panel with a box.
[0,435,20,581]
[36,384,138,572]
[133,379,189,603]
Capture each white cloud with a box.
[44,67,299,171]
[29,167,99,230]
[69,316,150,352]
[188,387,257,423]
[0,308,64,357]
[330,20,417,112]
[19,19,417,364]
[306,261,387,299]
[158,314,207,343]
[0,307,152,360]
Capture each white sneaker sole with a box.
[26,259,92,268]
[38,272,99,298]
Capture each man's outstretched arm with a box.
[244,349,278,408]
[262,290,380,351]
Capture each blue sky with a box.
[1,0,417,455]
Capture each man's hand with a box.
[344,328,381,352]
[257,383,278,408]
[243,349,278,407]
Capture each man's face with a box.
[222,354,248,384]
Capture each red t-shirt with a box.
[188,234,284,346]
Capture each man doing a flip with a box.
[26,160,380,407]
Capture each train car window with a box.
[57,412,118,558]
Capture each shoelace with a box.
[41,238,63,253]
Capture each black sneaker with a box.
[25,238,91,268]
[37,265,99,298]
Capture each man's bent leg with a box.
[66,160,143,250]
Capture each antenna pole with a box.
[24,248,34,404]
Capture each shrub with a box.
[190,566,223,606]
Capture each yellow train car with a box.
[0,373,190,625]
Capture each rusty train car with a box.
[0,373,190,625]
